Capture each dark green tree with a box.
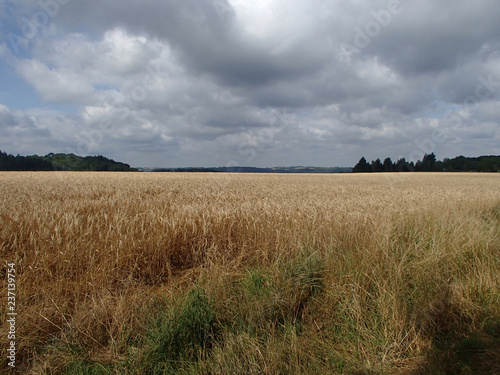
[395,158,412,172]
[371,158,384,172]
[416,153,437,171]
[353,157,372,173]
[383,157,394,172]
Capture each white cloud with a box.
[1,0,500,166]
[17,58,95,102]
[14,27,176,103]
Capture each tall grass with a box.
[0,172,499,374]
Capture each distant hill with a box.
[150,166,353,173]
[0,150,137,171]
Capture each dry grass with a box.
[0,172,499,374]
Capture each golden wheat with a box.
[0,172,499,374]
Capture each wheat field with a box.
[1,172,499,374]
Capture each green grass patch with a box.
[144,285,220,373]
[65,360,114,375]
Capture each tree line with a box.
[0,150,137,171]
[353,153,500,173]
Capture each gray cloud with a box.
[1,0,499,167]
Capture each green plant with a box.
[144,286,219,372]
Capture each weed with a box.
[144,286,219,372]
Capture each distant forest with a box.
[353,153,500,173]
[0,150,137,171]
[1,150,499,173]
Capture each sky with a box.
[0,0,499,168]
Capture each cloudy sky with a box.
[0,0,499,167]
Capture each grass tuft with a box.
[144,285,219,372]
